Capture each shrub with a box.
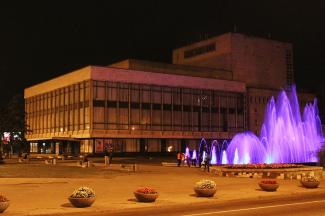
[195,179,216,189]
[70,187,95,198]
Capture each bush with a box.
[70,187,95,198]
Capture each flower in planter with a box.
[195,179,216,189]
[135,187,157,194]
[301,175,320,188]
[134,187,158,202]
[0,194,8,202]
[0,194,9,213]
[260,179,278,184]
[70,187,96,198]
[258,179,279,192]
[301,176,319,182]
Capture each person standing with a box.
[186,154,191,167]
[177,152,182,167]
[108,144,113,165]
[104,147,109,165]
[191,154,197,167]
[204,153,211,172]
[181,153,185,166]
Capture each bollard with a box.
[104,156,109,165]
[53,158,56,165]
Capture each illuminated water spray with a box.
[184,86,323,164]
[210,140,218,164]
[226,86,324,164]
[221,150,228,164]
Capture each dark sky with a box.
[1,1,325,107]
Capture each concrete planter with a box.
[194,188,216,197]
[68,197,96,208]
[0,201,9,213]
[258,183,279,191]
[134,192,158,202]
[301,180,320,188]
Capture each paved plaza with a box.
[0,158,324,215]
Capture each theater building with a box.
[24,32,314,155]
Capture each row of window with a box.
[184,43,216,59]
[92,81,245,132]
[249,96,271,104]
[26,81,91,134]
[26,80,246,134]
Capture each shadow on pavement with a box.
[61,203,74,208]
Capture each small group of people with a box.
[177,152,187,167]
[176,151,211,172]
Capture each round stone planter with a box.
[301,180,320,188]
[68,197,96,208]
[194,188,217,197]
[134,192,158,202]
[258,183,279,192]
[0,201,9,213]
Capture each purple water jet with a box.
[221,150,228,164]
[210,140,218,164]
[226,86,324,164]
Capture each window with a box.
[184,43,216,58]
[30,143,38,153]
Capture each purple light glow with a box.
[226,86,324,164]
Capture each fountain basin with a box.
[210,166,323,180]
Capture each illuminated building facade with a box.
[24,33,314,155]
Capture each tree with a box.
[0,94,29,161]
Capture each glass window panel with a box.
[152,87,161,104]
[173,88,181,105]
[141,109,150,130]
[152,110,161,130]
[141,90,150,103]
[119,84,128,102]
[119,108,128,129]
[163,109,172,130]
[94,86,105,100]
[131,108,140,125]
[94,107,104,123]
[108,85,117,101]
[173,111,181,130]
[130,87,140,102]
[163,87,172,104]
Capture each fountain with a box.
[184,86,324,165]
[225,86,323,164]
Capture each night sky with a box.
[1,1,325,110]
